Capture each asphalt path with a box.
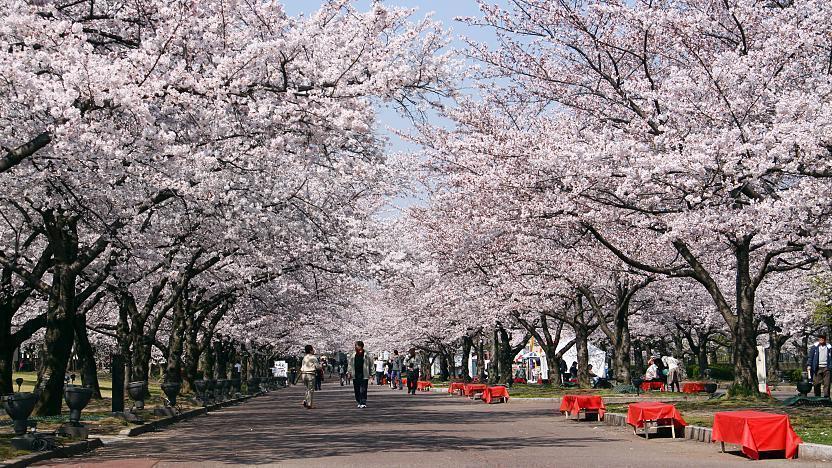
[38,381,825,467]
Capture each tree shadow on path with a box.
[58,383,619,465]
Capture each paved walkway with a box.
[39,382,824,467]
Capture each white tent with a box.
[515,338,607,380]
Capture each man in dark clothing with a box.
[559,359,568,385]
[807,333,832,398]
[391,350,403,389]
[404,348,420,395]
[348,341,373,408]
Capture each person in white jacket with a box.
[300,345,322,409]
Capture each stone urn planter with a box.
[126,381,148,411]
[194,379,208,404]
[62,386,93,439]
[215,379,228,401]
[3,392,38,435]
[209,379,218,400]
[161,381,182,407]
[64,386,93,425]
[247,377,261,394]
[796,381,813,397]
[231,378,242,395]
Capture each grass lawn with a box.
[0,434,28,460]
[2,372,204,461]
[607,396,832,446]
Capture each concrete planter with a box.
[3,392,38,435]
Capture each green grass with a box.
[9,371,124,398]
[0,434,29,460]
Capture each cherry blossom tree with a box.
[451,0,832,393]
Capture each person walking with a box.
[807,333,832,398]
[391,350,403,390]
[663,354,682,392]
[374,355,385,385]
[348,341,373,408]
[404,348,420,395]
[300,345,321,409]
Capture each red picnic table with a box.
[463,383,488,398]
[640,381,665,392]
[682,382,706,393]
[416,380,432,391]
[712,411,802,460]
[626,402,687,439]
[482,386,510,404]
[559,395,606,420]
[448,382,466,395]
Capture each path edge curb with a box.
[602,412,832,462]
[120,394,259,437]
[0,438,103,468]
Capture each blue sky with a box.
[282,1,505,213]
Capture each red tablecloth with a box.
[682,382,707,393]
[559,395,606,418]
[626,402,687,429]
[513,377,527,384]
[640,381,665,391]
[482,386,510,404]
[712,411,803,460]
[463,383,488,397]
[417,380,432,391]
[448,382,466,395]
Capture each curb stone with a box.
[0,438,103,468]
[602,412,832,462]
[120,394,257,437]
[798,443,832,462]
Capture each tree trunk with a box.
[476,338,486,381]
[697,340,709,378]
[420,352,431,379]
[214,339,229,379]
[202,341,215,380]
[35,263,77,415]
[490,327,500,384]
[767,332,781,383]
[632,339,645,376]
[164,298,186,386]
[575,324,590,388]
[731,240,759,394]
[0,314,14,394]
[611,337,631,384]
[438,352,449,381]
[497,325,514,385]
[460,335,472,382]
[795,334,809,375]
[73,312,101,398]
[611,319,631,383]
